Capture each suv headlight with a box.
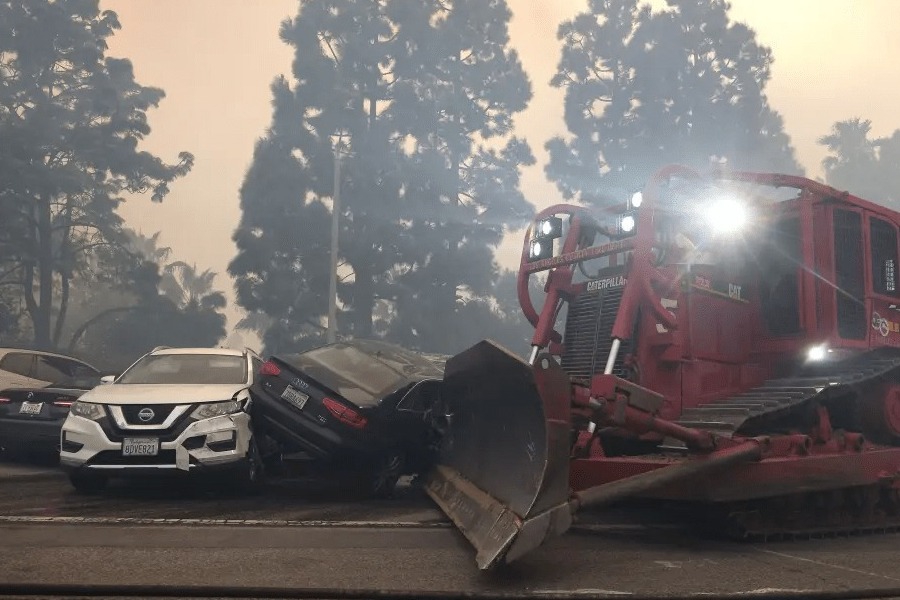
[191,400,243,420]
[70,401,104,421]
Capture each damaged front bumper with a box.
[59,411,253,475]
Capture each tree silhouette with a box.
[230,0,533,355]
[819,118,900,207]
[545,0,801,207]
[0,0,193,349]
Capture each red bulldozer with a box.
[426,164,900,569]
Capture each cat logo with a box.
[872,312,899,337]
[586,275,626,291]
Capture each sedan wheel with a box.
[230,437,263,495]
[367,452,404,499]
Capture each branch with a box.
[67,305,155,352]
[53,272,70,347]
[22,263,37,319]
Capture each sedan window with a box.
[117,354,247,385]
[34,356,100,388]
[287,345,412,407]
[0,353,35,377]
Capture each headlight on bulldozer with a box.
[528,216,563,262]
[806,343,830,362]
[529,239,553,261]
[615,212,637,236]
[537,216,563,238]
[706,197,748,234]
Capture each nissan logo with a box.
[137,407,155,422]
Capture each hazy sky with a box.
[99,0,900,346]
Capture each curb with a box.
[0,515,454,528]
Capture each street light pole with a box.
[327,142,341,344]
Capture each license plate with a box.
[19,402,43,415]
[122,438,159,456]
[281,385,309,411]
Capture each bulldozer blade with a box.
[425,340,573,570]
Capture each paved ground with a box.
[2,458,900,598]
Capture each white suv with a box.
[59,346,264,493]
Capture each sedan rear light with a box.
[322,397,368,429]
[53,398,74,407]
[0,397,9,404]
[259,360,281,376]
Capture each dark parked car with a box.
[0,357,102,459]
[249,339,449,497]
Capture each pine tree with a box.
[230,0,533,355]
[545,0,800,207]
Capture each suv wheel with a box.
[69,472,108,494]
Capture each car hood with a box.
[78,383,248,405]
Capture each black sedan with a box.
[0,356,102,459]
[0,385,94,459]
[249,339,449,498]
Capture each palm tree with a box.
[125,231,172,265]
[161,261,226,311]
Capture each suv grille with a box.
[121,404,176,425]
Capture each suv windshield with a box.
[117,354,247,385]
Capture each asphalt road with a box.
[2,460,900,598]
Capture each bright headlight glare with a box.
[192,400,243,420]
[530,240,543,257]
[535,216,562,239]
[706,197,748,233]
[806,344,828,362]
[70,401,104,421]
[631,191,643,208]
[620,214,636,233]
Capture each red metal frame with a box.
[518,164,900,498]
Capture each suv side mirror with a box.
[100,375,117,384]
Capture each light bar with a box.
[537,216,563,239]
[528,239,552,261]
[616,212,636,236]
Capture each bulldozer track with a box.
[663,348,900,450]
[654,349,900,542]
[717,483,900,543]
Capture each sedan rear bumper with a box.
[0,418,63,454]
[250,387,373,461]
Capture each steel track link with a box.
[658,349,900,542]
[664,348,900,449]
[715,483,900,543]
